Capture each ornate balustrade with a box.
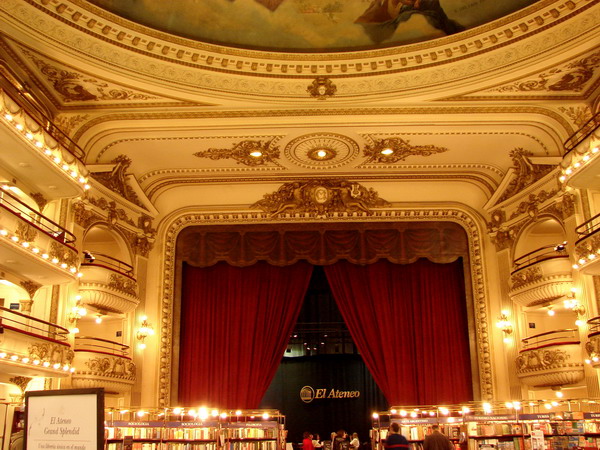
[574,213,600,275]
[509,244,573,307]
[516,328,584,388]
[585,316,600,369]
[0,306,73,378]
[78,253,139,314]
[560,111,600,190]
[71,336,135,395]
[0,186,79,284]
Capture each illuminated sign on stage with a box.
[300,385,361,403]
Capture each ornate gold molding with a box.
[28,342,74,366]
[157,207,494,406]
[91,155,144,208]
[15,222,38,243]
[363,137,448,163]
[19,46,160,103]
[84,355,136,379]
[511,266,544,290]
[491,49,600,93]
[193,140,280,166]
[499,149,555,204]
[307,77,336,100]
[20,280,42,300]
[108,273,137,297]
[251,180,390,217]
[29,192,48,211]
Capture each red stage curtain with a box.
[179,261,313,408]
[324,258,473,406]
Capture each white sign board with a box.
[24,388,104,450]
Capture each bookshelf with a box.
[104,409,285,450]
[371,411,600,450]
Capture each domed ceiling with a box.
[86,0,538,50]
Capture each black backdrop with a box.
[260,354,388,445]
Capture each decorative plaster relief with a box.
[363,137,448,163]
[18,46,161,103]
[284,133,360,170]
[251,179,390,217]
[193,140,281,166]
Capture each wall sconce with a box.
[136,316,155,350]
[67,297,87,333]
[564,289,586,325]
[496,312,513,343]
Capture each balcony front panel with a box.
[0,323,73,378]
[585,332,600,369]
[70,350,135,395]
[574,232,600,275]
[516,342,585,387]
[78,265,139,314]
[560,121,600,191]
[0,204,78,284]
[0,90,88,199]
[509,257,573,307]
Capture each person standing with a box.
[424,425,454,450]
[333,430,349,450]
[303,432,315,450]
[384,423,409,450]
[350,432,360,450]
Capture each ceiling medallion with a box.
[307,77,337,100]
[363,137,448,163]
[193,140,280,166]
[251,179,390,218]
[307,147,337,161]
[285,133,359,169]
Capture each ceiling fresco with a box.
[85,0,539,51]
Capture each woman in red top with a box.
[303,432,315,450]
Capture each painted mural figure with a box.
[355,0,463,43]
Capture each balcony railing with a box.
[0,306,73,376]
[563,111,600,156]
[575,212,600,242]
[520,328,580,350]
[511,244,568,273]
[516,328,584,387]
[71,336,135,394]
[74,336,129,358]
[0,305,69,342]
[0,186,76,244]
[1,72,85,162]
[81,252,134,277]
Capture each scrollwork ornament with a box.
[363,137,448,163]
[15,222,38,243]
[193,140,280,166]
[109,273,137,296]
[510,266,543,290]
[307,77,337,100]
[499,149,554,204]
[49,241,78,267]
[251,179,390,217]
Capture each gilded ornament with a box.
[516,348,570,371]
[15,222,38,243]
[307,77,336,100]
[486,209,506,233]
[92,155,144,208]
[558,106,593,129]
[251,179,390,217]
[193,140,280,166]
[510,266,543,290]
[363,137,448,163]
[109,273,138,296]
[28,343,74,365]
[499,149,554,204]
[20,280,42,300]
[29,192,48,211]
[493,50,600,93]
[21,48,158,103]
[509,189,559,220]
[84,356,136,378]
[49,241,78,267]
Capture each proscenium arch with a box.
[156,206,494,407]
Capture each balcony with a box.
[0,187,79,284]
[78,253,139,314]
[516,329,585,388]
[0,306,73,377]
[70,336,135,395]
[0,87,89,199]
[509,244,573,307]
[584,316,600,369]
[573,214,600,275]
[559,111,600,190]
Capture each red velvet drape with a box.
[179,261,313,408]
[324,258,473,406]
